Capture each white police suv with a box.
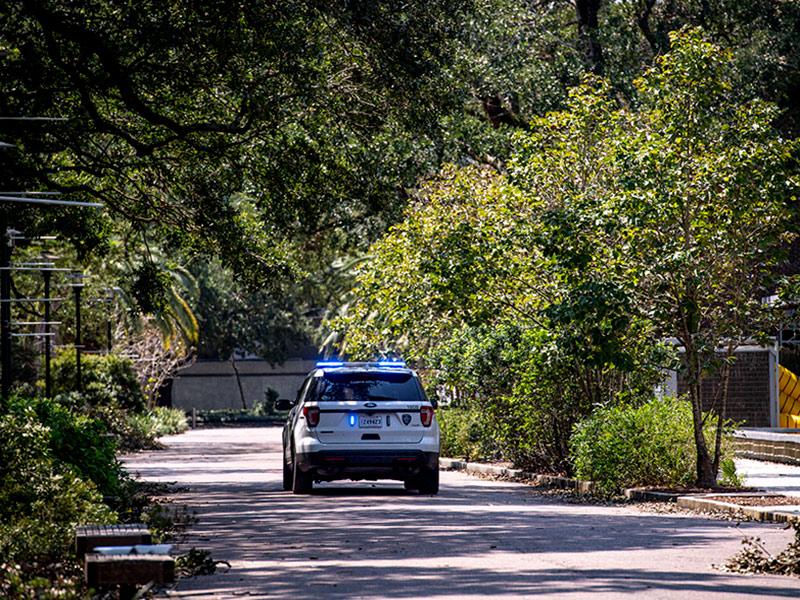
[277,360,440,494]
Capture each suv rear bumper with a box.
[296,449,438,480]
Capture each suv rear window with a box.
[314,372,423,402]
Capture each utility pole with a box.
[104,287,115,353]
[0,123,103,399]
[73,280,83,393]
[106,318,112,353]
[0,226,11,401]
[43,269,52,397]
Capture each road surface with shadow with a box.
[122,427,799,599]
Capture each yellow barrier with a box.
[779,365,800,428]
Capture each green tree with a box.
[0,1,516,284]
[333,162,662,471]
[616,28,798,486]
[335,29,798,481]
[514,27,798,484]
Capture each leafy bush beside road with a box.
[128,406,189,439]
[0,397,191,595]
[0,562,85,600]
[569,396,736,495]
[0,407,116,567]
[0,350,191,595]
[437,407,494,461]
[51,351,146,412]
[9,396,124,498]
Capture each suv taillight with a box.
[303,406,320,427]
[420,406,434,427]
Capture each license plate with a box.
[359,415,383,428]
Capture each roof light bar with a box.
[376,360,407,368]
[316,360,345,368]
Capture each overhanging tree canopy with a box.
[0,0,482,282]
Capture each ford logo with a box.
[364,402,377,408]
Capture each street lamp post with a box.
[0,227,11,401]
[67,272,88,394]
[43,269,52,397]
[73,281,84,393]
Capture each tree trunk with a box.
[230,355,247,410]
[636,0,659,55]
[685,343,716,487]
[712,347,734,475]
[575,0,604,74]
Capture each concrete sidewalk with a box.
[736,458,800,497]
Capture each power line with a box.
[0,116,69,121]
[0,195,103,208]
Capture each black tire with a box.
[291,455,313,494]
[403,479,417,491]
[282,455,293,491]
[416,467,439,495]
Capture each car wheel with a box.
[416,467,439,495]
[282,455,293,491]
[403,479,417,491]
[291,454,313,494]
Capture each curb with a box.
[676,494,800,523]
[623,488,685,502]
[439,457,596,494]
[441,458,800,522]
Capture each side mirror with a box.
[274,398,296,412]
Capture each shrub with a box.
[150,407,189,436]
[51,351,145,412]
[437,408,493,460]
[87,404,160,452]
[127,407,188,440]
[0,562,85,600]
[569,396,735,495]
[428,323,664,473]
[8,396,124,498]
[0,408,115,564]
[46,395,185,453]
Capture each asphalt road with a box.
[123,427,799,599]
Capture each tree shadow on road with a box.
[161,478,799,599]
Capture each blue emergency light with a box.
[316,360,345,367]
[376,359,407,368]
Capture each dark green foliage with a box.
[195,408,280,426]
[131,261,173,314]
[435,325,660,474]
[0,0,488,287]
[0,562,85,600]
[8,396,124,498]
[71,403,158,452]
[51,351,145,412]
[437,407,493,461]
[570,396,730,495]
[191,259,313,363]
[0,407,115,565]
[0,398,191,596]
